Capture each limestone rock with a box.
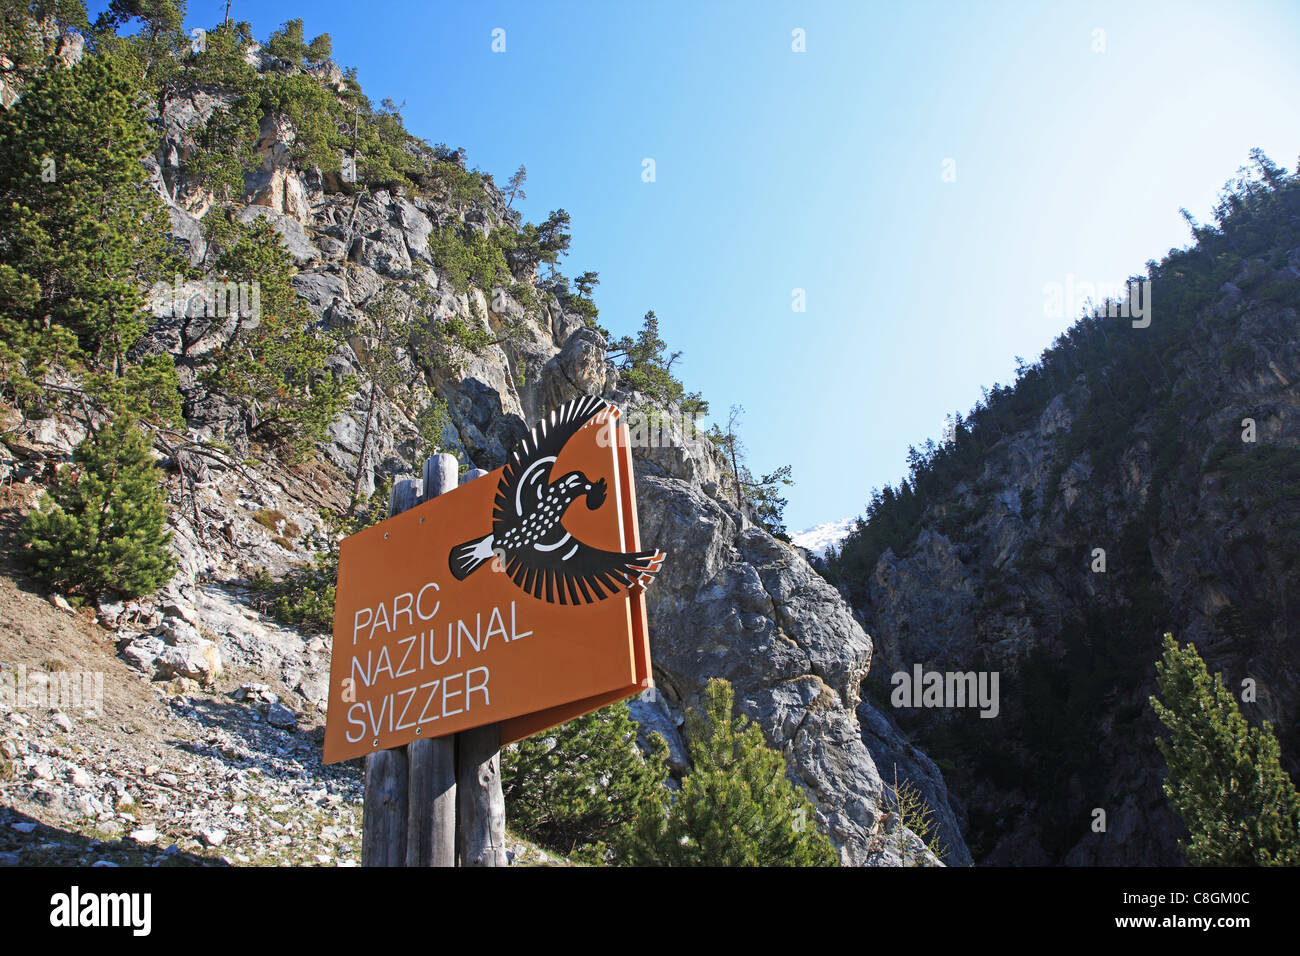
[238,205,321,266]
[633,434,968,866]
[154,641,223,686]
[539,328,614,412]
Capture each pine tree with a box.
[349,285,418,511]
[0,50,176,368]
[22,411,173,598]
[91,0,188,112]
[1150,633,1300,865]
[608,309,690,404]
[503,164,527,208]
[183,21,261,200]
[705,405,792,537]
[205,215,352,458]
[501,701,669,863]
[629,678,838,866]
[0,263,80,414]
[266,18,331,68]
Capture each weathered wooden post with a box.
[361,476,420,867]
[454,467,507,867]
[404,454,460,866]
[362,458,506,867]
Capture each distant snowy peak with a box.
[792,517,857,557]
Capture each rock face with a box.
[0,17,84,108]
[845,252,1300,865]
[624,422,966,865]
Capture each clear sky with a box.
[95,0,1300,532]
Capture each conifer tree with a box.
[91,0,188,110]
[266,18,331,68]
[503,164,526,208]
[22,411,173,598]
[1151,633,1300,865]
[0,51,176,368]
[0,263,80,414]
[349,285,418,511]
[1,1,90,74]
[183,21,261,199]
[629,678,838,866]
[706,405,791,537]
[502,701,669,863]
[206,216,352,458]
[608,309,688,404]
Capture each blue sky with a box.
[96,0,1300,531]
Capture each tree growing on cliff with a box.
[706,405,793,538]
[1,1,90,74]
[0,51,176,370]
[628,678,838,866]
[22,411,173,597]
[92,0,187,105]
[1151,633,1300,865]
[266,17,332,68]
[503,164,527,208]
[205,216,351,459]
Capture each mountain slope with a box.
[829,155,1300,864]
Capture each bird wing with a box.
[504,537,666,606]
[492,394,612,527]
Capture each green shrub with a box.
[885,765,946,861]
[22,414,173,598]
[502,702,669,863]
[1151,633,1300,865]
[429,227,511,294]
[628,678,838,866]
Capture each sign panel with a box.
[323,396,664,764]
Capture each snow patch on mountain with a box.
[792,517,857,557]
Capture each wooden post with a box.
[362,460,507,867]
[453,466,508,867]
[360,477,420,866]
[404,454,459,866]
[457,722,507,866]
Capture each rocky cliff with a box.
[833,178,1300,864]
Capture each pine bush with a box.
[22,414,173,598]
[629,678,838,866]
[1151,633,1300,865]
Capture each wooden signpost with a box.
[325,396,665,866]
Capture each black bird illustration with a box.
[448,395,666,604]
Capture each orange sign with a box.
[323,396,664,764]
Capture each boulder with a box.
[539,328,614,412]
[632,433,968,865]
[154,640,223,685]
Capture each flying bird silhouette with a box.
[448,395,666,604]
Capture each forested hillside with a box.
[824,154,1300,864]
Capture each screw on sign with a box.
[326,396,666,865]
